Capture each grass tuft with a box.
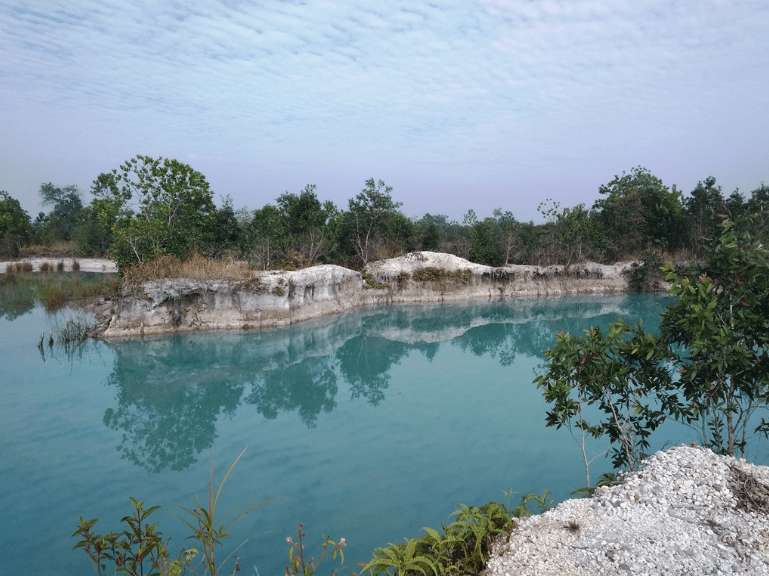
[39,261,53,272]
[57,260,65,272]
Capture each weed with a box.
[39,261,53,272]
[38,285,68,310]
[285,523,347,576]
[412,267,473,285]
[73,497,193,576]
[361,271,389,289]
[72,259,80,272]
[170,448,281,575]
[362,501,518,576]
[74,448,281,576]
[565,520,581,533]
[57,260,65,272]
[272,286,286,297]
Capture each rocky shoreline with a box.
[482,445,769,575]
[87,251,642,338]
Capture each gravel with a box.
[482,445,769,575]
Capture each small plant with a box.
[57,260,65,272]
[285,523,347,576]
[565,520,581,533]
[272,286,285,297]
[511,490,554,518]
[171,448,281,575]
[72,497,193,576]
[361,271,389,289]
[361,500,522,576]
[40,261,53,272]
[363,537,438,576]
[73,259,81,272]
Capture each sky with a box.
[1,0,768,223]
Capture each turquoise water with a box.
[0,294,721,575]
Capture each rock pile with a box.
[482,445,769,575]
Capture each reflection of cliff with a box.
[98,294,669,473]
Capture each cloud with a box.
[1,0,768,219]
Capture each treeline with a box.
[2,157,768,272]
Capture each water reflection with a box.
[56,295,672,473]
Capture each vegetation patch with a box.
[272,285,285,297]
[19,241,78,259]
[363,493,553,576]
[0,270,120,313]
[121,252,251,287]
[412,267,473,285]
[361,271,389,289]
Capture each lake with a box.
[0,293,725,575]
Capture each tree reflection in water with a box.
[85,295,670,473]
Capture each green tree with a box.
[0,191,33,257]
[277,185,337,264]
[594,167,685,259]
[685,176,726,256]
[104,156,219,270]
[661,217,769,455]
[340,178,403,266]
[536,218,769,479]
[34,183,83,243]
[242,204,286,269]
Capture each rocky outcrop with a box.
[91,252,640,338]
[482,445,769,575]
[365,252,636,302]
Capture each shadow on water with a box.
[39,294,672,474]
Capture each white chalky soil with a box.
[483,446,769,576]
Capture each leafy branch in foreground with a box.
[536,217,769,485]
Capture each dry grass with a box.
[39,261,54,272]
[122,252,253,287]
[38,285,68,310]
[19,241,78,259]
[5,261,34,275]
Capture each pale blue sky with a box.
[1,0,767,222]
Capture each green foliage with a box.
[594,166,685,258]
[242,204,286,270]
[277,185,337,264]
[660,217,769,456]
[412,267,472,286]
[0,190,33,257]
[628,251,666,292]
[340,178,404,266]
[36,183,83,243]
[72,497,193,576]
[101,156,224,271]
[170,448,280,575]
[285,523,347,576]
[362,499,534,576]
[74,448,279,576]
[537,217,769,487]
[535,319,689,472]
